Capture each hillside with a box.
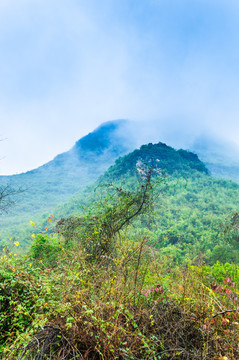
[1,121,239,264]
[28,141,238,265]
[99,144,239,263]
[0,120,132,237]
[101,142,208,179]
[1,118,239,239]
[1,141,239,359]
[81,119,239,183]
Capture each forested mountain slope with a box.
[40,142,239,264]
[1,143,239,359]
[1,118,239,234]
[1,123,239,265]
[0,120,132,232]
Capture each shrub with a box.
[30,233,62,266]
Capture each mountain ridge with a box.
[0,120,133,237]
[2,119,238,182]
[0,119,238,248]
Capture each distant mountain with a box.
[30,119,132,174]
[89,119,239,182]
[53,141,239,264]
[1,118,239,246]
[190,135,239,182]
[102,142,208,182]
[53,141,208,217]
[1,133,239,265]
[0,120,133,234]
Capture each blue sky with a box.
[1,0,239,174]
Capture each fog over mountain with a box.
[0,119,239,186]
[113,119,239,182]
[1,1,239,175]
[0,120,134,233]
[2,118,239,182]
[1,118,239,248]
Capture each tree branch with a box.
[213,308,239,318]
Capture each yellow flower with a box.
[31,234,35,238]
[29,263,32,267]
[30,221,35,226]
[14,241,20,247]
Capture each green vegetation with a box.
[0,120,131,243]
[1,141,239,359]
[1,166,239,359]
[47,143,239,265]
[1,142,239,264]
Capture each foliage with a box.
[56,162,164,260]
[221,212,239,259]
[0,121,130,244]
[1,235,239,359]
[0,171,239,359]
[1,142,239,267]
[102,142,208,181]
[30,233,63,267]
[1,143,239,267]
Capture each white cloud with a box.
[1,0,239,174]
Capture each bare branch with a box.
[0,184,24,214]
[213,308,239,318]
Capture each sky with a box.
[1,0,239,175]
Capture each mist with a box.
[1,0,239,174]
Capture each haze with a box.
[1,0,239,175]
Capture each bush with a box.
[30,233,62,266]
[57,163,163,260]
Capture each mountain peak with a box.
[74,119,130,156]
[102,141,209,181]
